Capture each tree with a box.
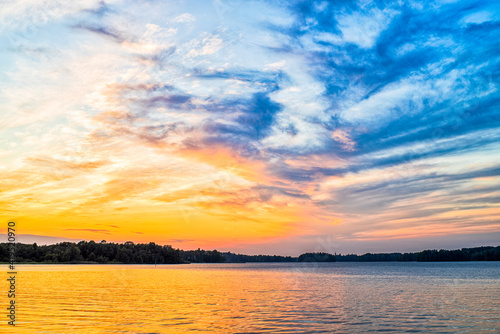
[298,252,336,262]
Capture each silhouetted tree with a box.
[1,243,499,264]
[298,252,336,262]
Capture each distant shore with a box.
[1,242,499,264]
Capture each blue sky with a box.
[0,0,499,255]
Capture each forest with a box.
[0,240,223,264]
[334,246,500,262]
[298,252,336,262]
[0,241,498,264]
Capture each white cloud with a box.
[172,13,196,23]
[336,8,398,48]
[0,0,122,33]
[460,10,495,26]
[186,33,224,57]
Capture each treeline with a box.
[226,246,500,262]
[222,252,295,263]
[0,241,223,264]
[181,249,225,263]
[335,246,500,262]
[0,242,498,264]
[298,252,336,262]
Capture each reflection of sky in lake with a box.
[17,262,500,332]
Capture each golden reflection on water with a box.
[11,264,329,333]
[4,263,500,333]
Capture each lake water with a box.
[7,262,500,333]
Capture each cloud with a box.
[73,23,127,43]
[203,92,283,141]
[172,13,196,24]
[64,228,111,234]
[186,33,224,57]
[0,234,82,245]
[336,7,397,49]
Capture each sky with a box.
[0,0,499,256]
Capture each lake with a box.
[9,262,500,333]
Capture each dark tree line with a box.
[225,246,499,263]
[222,252,296,263]
[334,246,500,262]
[0,241,222,264]
[298,252,336,262]
[181,248,225,263]
[0,242,498,264]
[414,247,500,261]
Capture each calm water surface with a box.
[7,262,500,333]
